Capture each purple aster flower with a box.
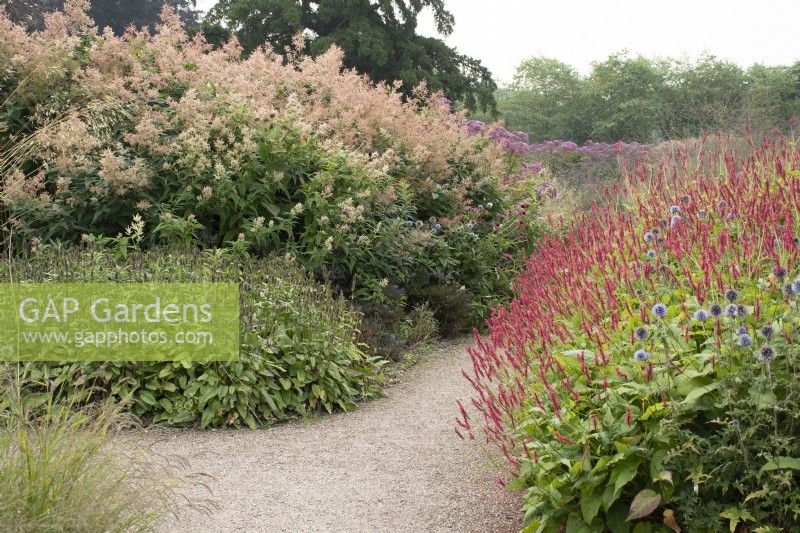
[652,303,668,319]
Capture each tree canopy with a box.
[205,0,496,112]
[3,0,199,33]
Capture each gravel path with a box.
[129,339,521,533]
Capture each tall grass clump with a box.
[460,133,800,531]
[0,373,179,532]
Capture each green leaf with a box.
[580,487,604,524]
[681,382,719,405]
[626,489,661,521]
[720,507,755,533]
[760,456,800,473]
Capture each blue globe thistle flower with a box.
[415,220,424,229]
[784,283,795,296]
[792,279,800,294]
[737,325,748,335]
[682,195,691,204]
[694,309,709,322]
[670,215,682,227]
[404,220,414,228]
[644,232,654,243]
[477,204,484,210]
[469,232,477,239]
[725,304,739,317]
[774,266,787,279]
[433,223,442,232]
[759,346,775,362]
[760,324,774,339]
[634,349,650,362]
[670,205,680,214]
[724,289,739,302]
[710,303,723,317]
[652,303,668,319]
[651,227,660,236]
[738,333,753,347]
[698,209,706,219]
[635,326,649,341]
[486,202,494,209]
[737,304,747,317]
[646,250,656,259]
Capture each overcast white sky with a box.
[195,0,800,85]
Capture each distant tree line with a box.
[486,53,800,143]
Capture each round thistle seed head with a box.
[738,333,753,347]
[652,303,668,319]
[791,280,800,294]
[759,346,775,362]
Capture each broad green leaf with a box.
[626,489,661,521]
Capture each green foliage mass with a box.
[1,247,384,428]
[204,0,496,112]
[495,53,800,143]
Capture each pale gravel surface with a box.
[126,338,522,533]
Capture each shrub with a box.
[0,375,179,532]
[0,3,542,328]
[461,134,800,531]
[2,246,383,427]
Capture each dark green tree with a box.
[2,0,199,33]
[206,0,496,112]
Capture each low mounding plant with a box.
[2,245,383,427]
[460,134,800,531]
[0,372,180,532]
